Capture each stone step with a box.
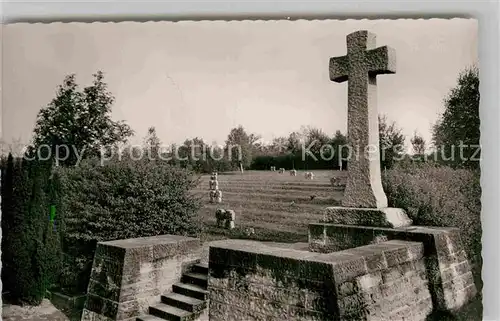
[161,292,206,313]
[181,272,208,288]
[172,282,209,301]
[136,314,168,321]
[191,262,209,275]
[149,303,193,321]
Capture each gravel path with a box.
[2,299,69,321]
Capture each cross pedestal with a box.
[306,30,476,313]
[324,30,412,228]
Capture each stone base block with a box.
[81,235,202,321]
[309,223,477,312]
[322,206,413,228]
[208,239,432,321]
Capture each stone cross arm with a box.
[329,31,396,83]
[327,30,397,208]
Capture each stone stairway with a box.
[137,262,209,321]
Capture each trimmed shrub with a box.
[382,163,481,274]
[251,153,345,171]
[56,157,202,294]
[198,157,234,173]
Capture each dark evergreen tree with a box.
[1,155,62,304]
[7,157,35,303]
[1,154,16,295]
[43,164,63,289]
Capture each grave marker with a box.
[328,30,411,227]
[330,30,395,208]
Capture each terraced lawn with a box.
[195,170,346,237]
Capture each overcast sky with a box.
[1,18,477,149]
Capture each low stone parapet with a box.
[309,223,477,312]
[208,239,432,321]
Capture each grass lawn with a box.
[195,169,345,237]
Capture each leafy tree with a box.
[143,126,162,160]
[379,115,405,170]
[330,130,348,170]
[410,131,426,155]
[178,137,207,170]
[225,126,255,169]
[269,136,289,155]
[303,127,331,156]
[432,66,480,169]
[249,133,263,155]
[31,71,133,166]
[207,143,232,172]
[286,126,330,170]
[287,131,304,155]
[167,143,181,167]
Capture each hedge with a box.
[382,162,482,278]
[251,153,347,171]
[56,157,202,294]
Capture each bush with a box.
[56,157,202,294]
[382,163,481,274]
[1,154,61,304]
[184,157,234,174]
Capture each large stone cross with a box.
[330,30,396,208]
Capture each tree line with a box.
[0,65,479,304]
[11,65,478,173]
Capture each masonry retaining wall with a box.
[81,235,202,321]
[309,223,477,312]
[208,239,432,321]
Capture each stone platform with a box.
[322,206,413,228]
[309,223,477,312]
[208,239,433,321]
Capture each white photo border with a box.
[1,1,498,320]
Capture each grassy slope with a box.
[195,170,344,237]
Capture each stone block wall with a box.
[309,223,477,312]
[81,235,202,321]
[208,239,432,321]
[336,242,432,321]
